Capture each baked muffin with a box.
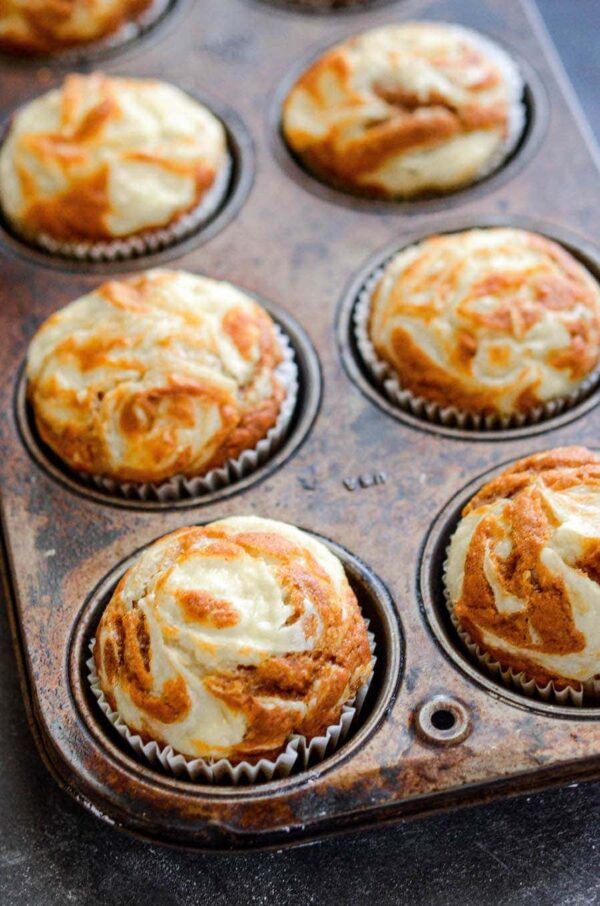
[366,228,600,419]
[94,516,373,762]
[445,447,600,694]
[0,73,229,250]
[282,22,524,198]
[0,0,157,55]
[26,270,288,485]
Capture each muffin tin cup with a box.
[353,265,600,433]
[279,23,527,204]
[11,156,232,264]
[87,627,376,785]
[441,554,600,707]
[80,323,298,502]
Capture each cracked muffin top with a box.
[26,269,285,483]
[94,516,373,761]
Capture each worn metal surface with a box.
[2,0,600,851]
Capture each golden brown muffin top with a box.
[368,228,600,417]
[0,72,228,242]
[94,517,373,761]
[26,270,285,483]
[282,22,524,198]
[446,447,600,687]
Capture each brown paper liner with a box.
[442,550,600,706]
[87,626,376,784]
[354,265,600,432]
[81,324,298,502]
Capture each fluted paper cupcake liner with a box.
[442,550,600,706]
[354,265,600,431]
[82,324,298,502]
[22,156,232,262]
[87,626,376,784]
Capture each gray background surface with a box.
[2,2,600,904]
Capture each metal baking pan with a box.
[3,0,600,850]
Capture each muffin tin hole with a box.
[69,530,403,789]
[253,0,394,13]
[15,297,321,509]
[272,44,546,214]
[0,0,185,67]
[337,217,600,441]
[415,696,471,746]
[430,707,455,731]
[419,459,600,718]
[0,93,253,274]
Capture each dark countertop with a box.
[2,2,600,904]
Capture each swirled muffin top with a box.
[94,517,373,761]
[26,270,285,483]
[368,229,600,416]
[282,22,524,198]
[0,73,228,242]
[446,447,600,688]
[0,0,153,55]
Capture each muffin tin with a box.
[3,0,600,850]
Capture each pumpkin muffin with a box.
[93,516,374,762]
[0,0,156,55]
[366,228,600,420]
[282,22,525,198]
[26,270,288,485]
[445,447,600,693]
[0,73,229,251]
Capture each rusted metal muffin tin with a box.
[2,0,600,850]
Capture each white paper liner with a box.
[81,323,298,502]
[2,0,174,63]
[21,154,232,262]
[442,549,600,706]
[87,625,376,784]
[354,263,600,432]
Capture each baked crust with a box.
[282,22,524,198]
[94,516,373,761]
[368,228,600,416]
[445,446,600,688]
[0,0,154,55]
[0,72,228,242]
[26,269,286,483]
